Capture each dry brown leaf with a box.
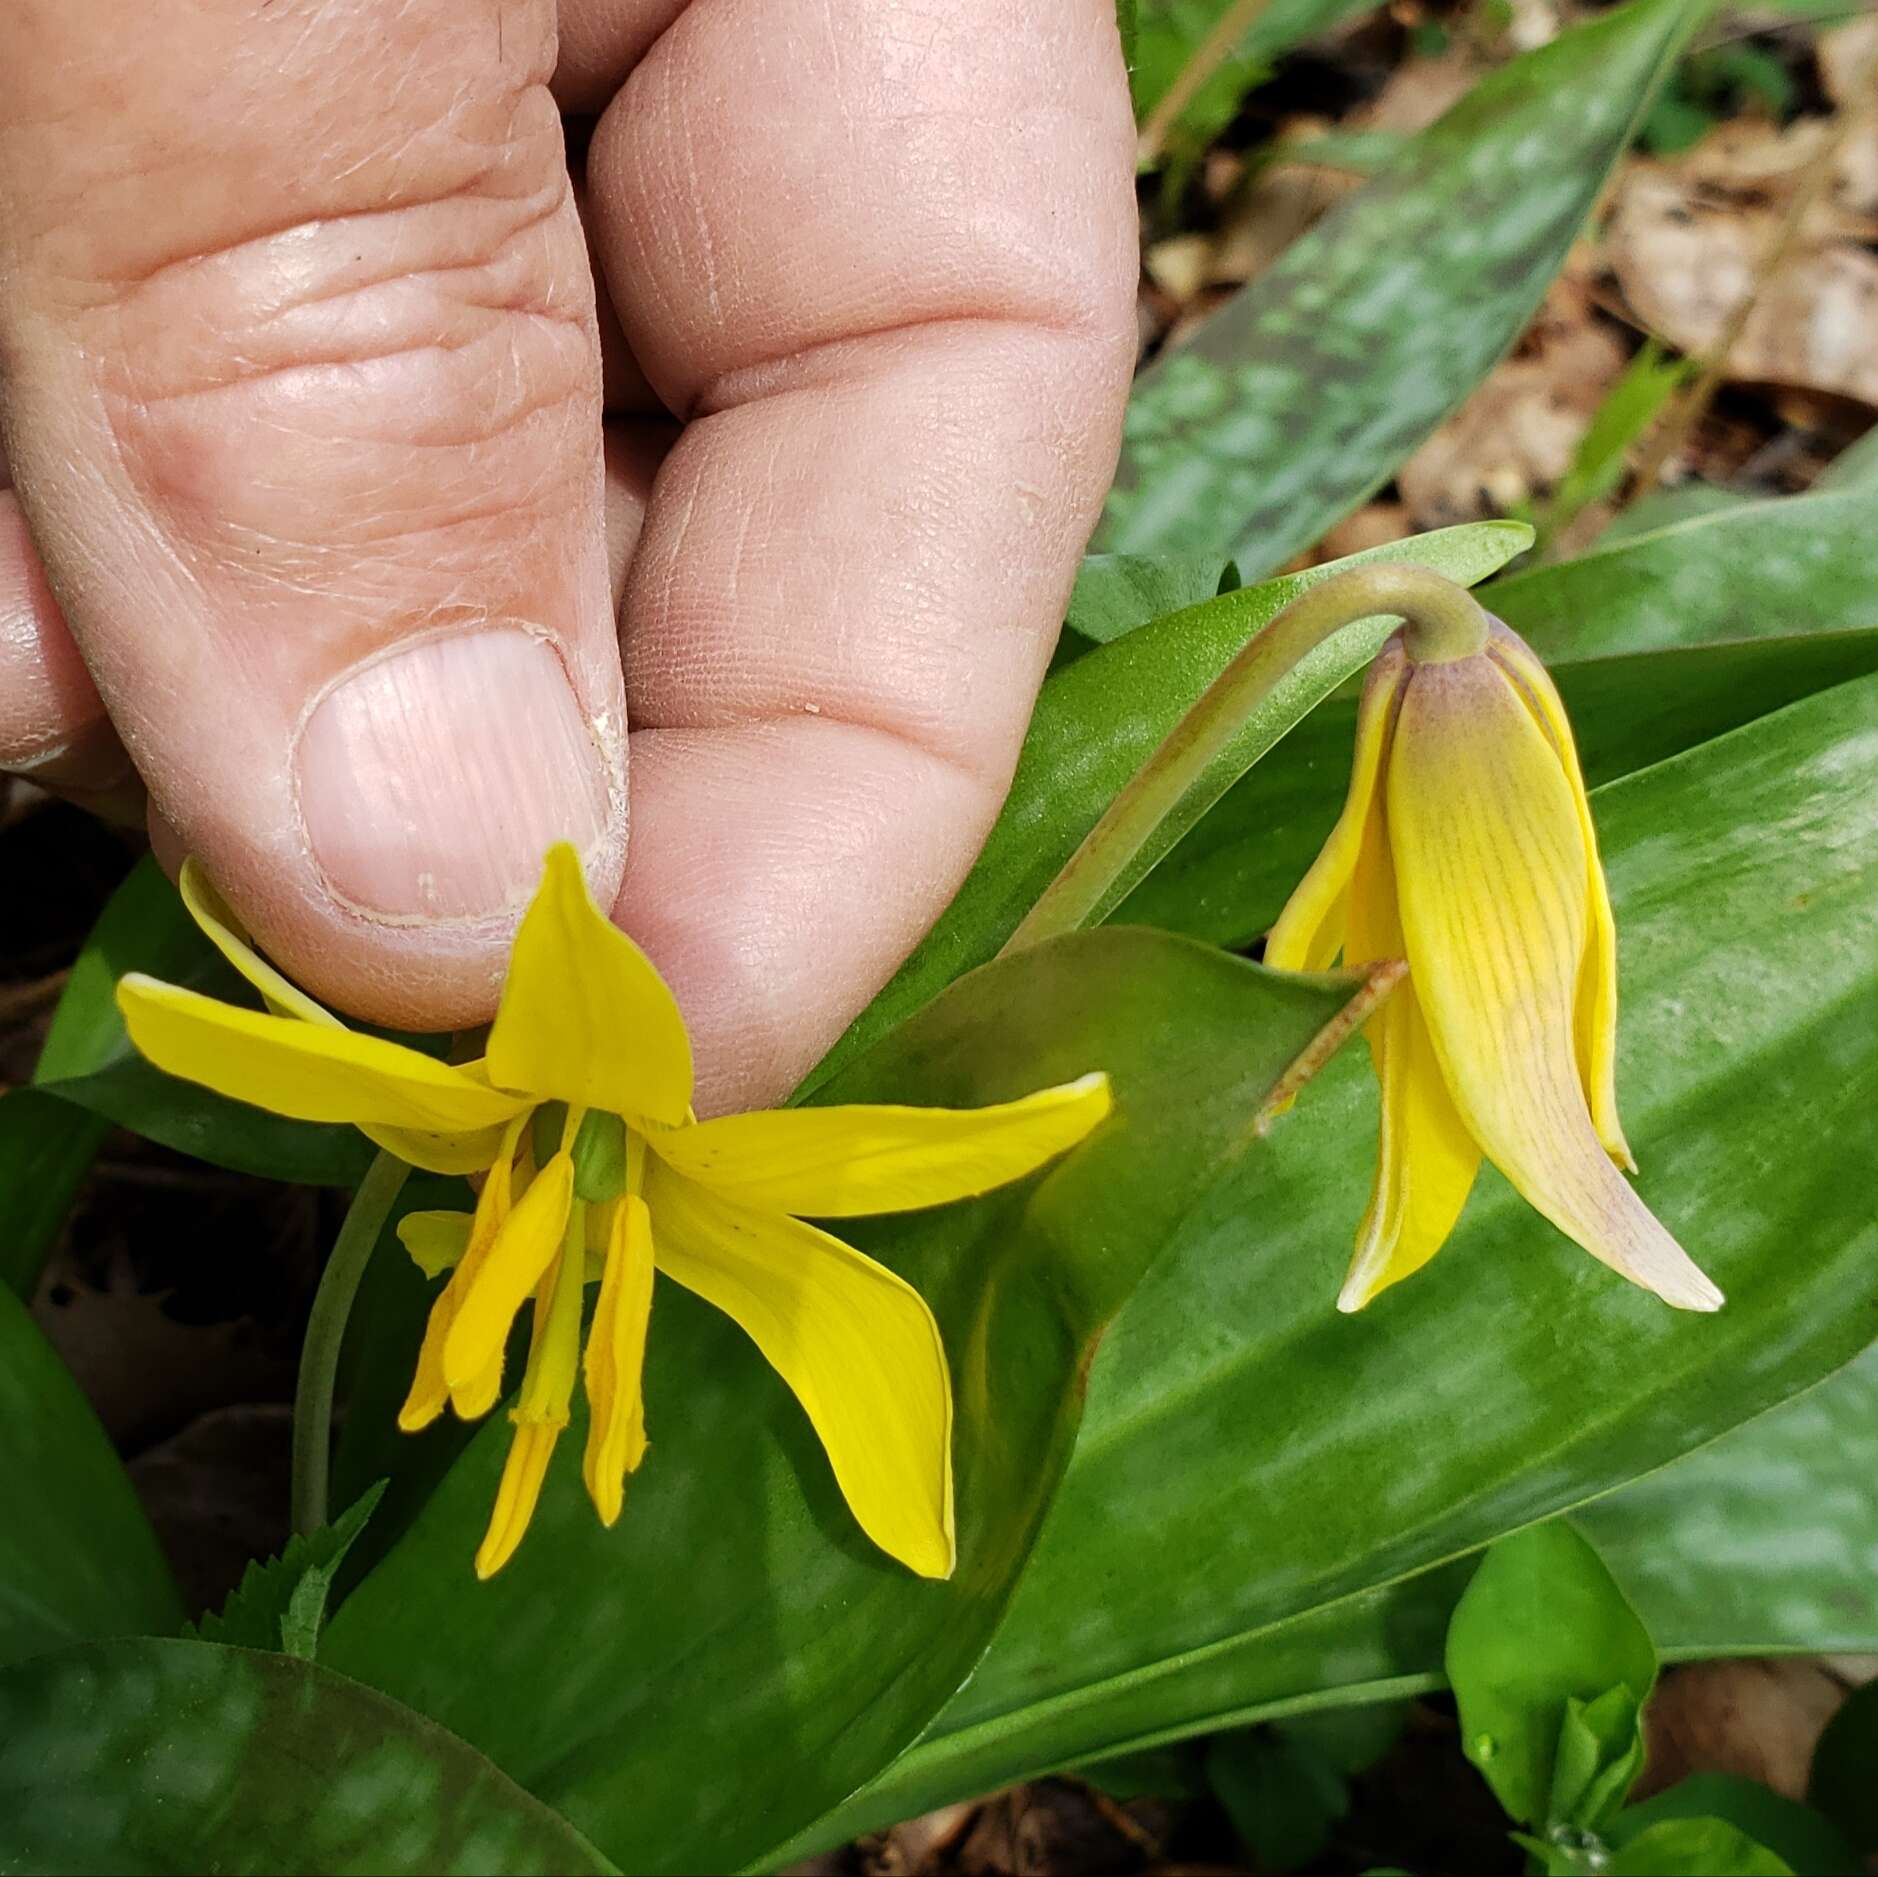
[1606,166,1878,408]
[1639,1659,1853,1802]
[1397,274,1628,526]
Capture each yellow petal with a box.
[181,859,336,1026]
[117,975,529,1135]
[179,859,510,1174]
[1387,658,1721,1312]
[475,1421,561,1579]
[396,1210,474,1279]
[442,1152,576,1389]
[1340,983,1483,1311]
[646,1074,1111,1218]
[486,843,692,1126]
[1486,629,1635,1170]
[648,1163,954,1579]
[583,1193,656,1525]
[1266,643,1406,972]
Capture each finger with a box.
[586,0,1136,1109]
[0,0,624,1029]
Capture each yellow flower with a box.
[118,846,1111,1579]
[1265,618,1721,1316]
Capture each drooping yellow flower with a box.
[1265,617,1721,1316]
[118,846,1111,1579]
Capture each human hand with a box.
[0,0,1135,1110]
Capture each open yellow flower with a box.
[118,846,1111,1579]
[1266,617,1721,1316]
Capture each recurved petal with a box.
[1487,627,1634,1170]
[442,1152,576,1389]
[486,843,692,1126]
[1339,983,1482,1312]
[1387,658,1721,1311]
[117,975,530,1135]
[1266,641,1406,973]
[181,859,335,1027]
[648,1163,954,1579]
[583,1193,656,1526]
[646,1074,1112,1218]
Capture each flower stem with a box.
[1001,563,1491,953]
[292,1149,410,1536]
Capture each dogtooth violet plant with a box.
[115,844,1112,1577]
[1008,562,1718,1317]
[113,562,1714,1589]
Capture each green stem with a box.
[292,1149,410,1535]
[1001,564,1491,954]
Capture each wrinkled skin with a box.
[0,0,1136,1111]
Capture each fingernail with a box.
[297,628,612,920]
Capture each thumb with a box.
[0,0,624,1027]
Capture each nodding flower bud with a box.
[1266,616,1721,1316]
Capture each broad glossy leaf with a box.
[1489,481,1878,659]
[1124,477,1878,947]
[1099,0,1699,572]
[0,1637,616,1875]
[1606,1817,1792,1876]
[813,520,1526,1090]
[0,1088,107,1299]
[0,1280,181,1667]
[32,857,370,1186]
[1615,1774,1857,1877]
[1446,1523,1655,1828]
[323,932,1364,1875]
[788,674,1878,1852]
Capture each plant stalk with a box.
[1000,563,1490,954]
[291,1149,409,1535]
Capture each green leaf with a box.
[0,1088,108,1299]
[1581,1346,1878,1661]
[780,672,1878,1855]
[1489,480,1878,659]
[812,520,1526,1091]
[322,931,1366,1876]
[1101,0,1701,574]
[1810,1683,1878,1855]
[1124,479,1878,949]
[1447,1523,1655,1828]
[0,1280,182,1668]
[0,1637,617,1875]
[1617,1774,1858,1877]
[1206,1726,1349,1872]
[31,856,371,1187]
[1607,1817,1792,1876]
[1067,551,1236,644]
[191,1482,387,1658]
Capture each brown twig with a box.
[1137,0,1275,168]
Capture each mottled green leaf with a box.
[782,675,1878,1854]
[0,1638,616,1875]
[1607,1817,1792,1876]
[1067,551,1235,644]
[1100,0,1701,573]
[1617,1774,1857,1877]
